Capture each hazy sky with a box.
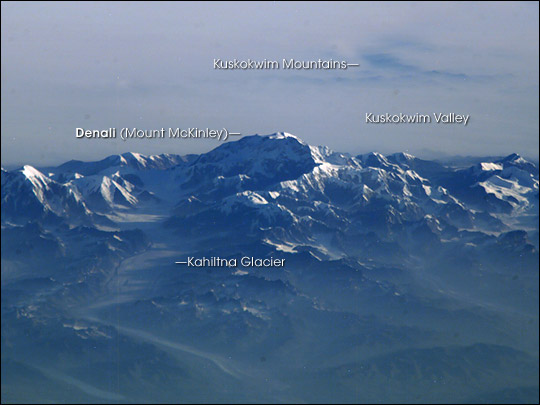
[1,1,539,166]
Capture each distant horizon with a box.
[2,132,538,171]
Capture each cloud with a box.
[363,53,420,72]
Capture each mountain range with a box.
[2,133,539,403]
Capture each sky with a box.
[1,1,539,166]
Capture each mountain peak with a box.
[500,153,521,162]
[390,152,416,162]
[22,165,46,178]
[496,153,538,174]
[358,152,393,169]
[267,132,305,143]
[21,165,51,188]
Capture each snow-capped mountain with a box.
[160,133,536,256]
[2,133,538,403]
[1,165,111,226]
[5,132,535,231]
[50,152,193,176]
[3,132,537,267]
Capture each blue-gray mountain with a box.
[2,133,538,403]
